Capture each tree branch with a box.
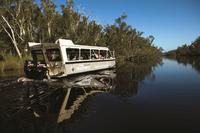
[1,24,14,42]
[1,15,22,58]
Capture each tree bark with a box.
[1,15,22,58]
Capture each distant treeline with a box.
[165,36,200,57]
[0,0,162,62]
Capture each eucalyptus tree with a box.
[104,14,163,62]
[61,0,81,40]
[175,36,200,56]
[148,35,155,46]
[0,0,21,57]
[51,13,65,41]
[74,16,89,44]
[40,0,56,41]
[0,0,163,62]
[84,20,103,46]
[104,15,135,56]
[0,0,38,57]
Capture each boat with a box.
[24,39,116,79]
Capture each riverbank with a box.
[0,52,162,78]
[0,54,31,74]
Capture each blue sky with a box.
[37,0,200,51]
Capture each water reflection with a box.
[0,70,116,133]
[0,60,162,133]
[112,62,161,97]
[176,57,200,73]
[30,70,116,124]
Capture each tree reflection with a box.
[176,57,200,73]
[112,60,162,97]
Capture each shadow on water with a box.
[0,59,162,133]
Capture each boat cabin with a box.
[24,39,115,79]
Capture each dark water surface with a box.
[0,58,200,133]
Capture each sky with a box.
[37,0,200,51]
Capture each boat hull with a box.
[53,59,116,78]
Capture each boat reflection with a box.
[0,70,117,133]
[27,70,116,123]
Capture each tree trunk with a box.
[1,15,22,58]
[47,22,51,39]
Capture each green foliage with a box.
[0,0,162,65]
[172,36,200,57]
[165,36,200,59]
[164,50,177,59]
[104,15,162,63]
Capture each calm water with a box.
[0,57,200,133]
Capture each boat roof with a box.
[28,39,109,50]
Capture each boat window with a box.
[66,48,79,61]
[46,48,61,61]
[80,49,90,60]
[107,51,112,58]
[91,50,99,59]
[31,50,45,62]
[100,50,107,59]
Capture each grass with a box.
[0,53,31,74]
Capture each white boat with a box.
[24,39,116,79]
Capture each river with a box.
[0,57,200,133]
